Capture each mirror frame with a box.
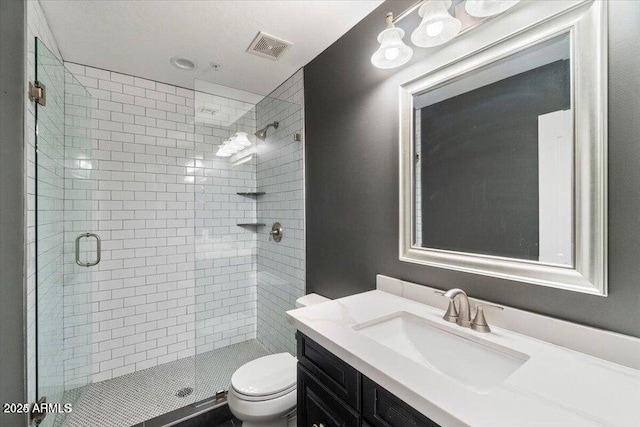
[399,0,607,295]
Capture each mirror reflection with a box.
[413,33,573,266]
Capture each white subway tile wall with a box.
[256,69,306,355]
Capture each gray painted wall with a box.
[305,0,640,337]
[0,0,28,425]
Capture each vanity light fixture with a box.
[371,0,520,69]
[465,0,520,18]
[371,13,414,69]
[411,0,462,47]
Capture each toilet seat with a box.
[230,353,297,402]
[232,382,296,402]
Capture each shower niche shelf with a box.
[237,191,264,229]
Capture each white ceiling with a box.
[39,0,383,96]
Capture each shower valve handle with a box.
[269,222,283,242]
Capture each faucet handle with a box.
[470,304,504,333]
[435,290,458,323]
[443,299,459,323]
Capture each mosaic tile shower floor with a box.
[54,340,271,427]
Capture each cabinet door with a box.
[297,332,361,410]
[362,377,440,427]
[298,364,360,427]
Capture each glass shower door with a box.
[35,37,94,426]
[192,84,271,403]
[191,79,305,405]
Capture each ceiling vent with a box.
[247,31,292,61]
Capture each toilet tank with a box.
[295,293,330,308]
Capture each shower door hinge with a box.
[29,396,47,425]
[28,81,46,106]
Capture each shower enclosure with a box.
[34,37,304,426]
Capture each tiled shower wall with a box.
[256,69,306,355]
[64,63,259,382]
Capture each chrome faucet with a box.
[437,288,504,333]
[443,288,472,327]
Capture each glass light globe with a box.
[384,47,400,61]
[426,21,444,37]
[234,132,252,147]
[465,0,520,17]
[411,0,461,48]
[371,25,413,69]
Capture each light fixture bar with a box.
[372,0,522,70]
[392,0,427,24]
[392,1,510,40]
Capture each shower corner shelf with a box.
[237,223,266,227]
[237,191,266,196]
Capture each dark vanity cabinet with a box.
[296,332,440,427]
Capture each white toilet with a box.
[227,293,329,427]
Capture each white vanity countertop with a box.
[286,290,640,427]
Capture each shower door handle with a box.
[75,232,101,267]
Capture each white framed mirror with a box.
[399,0,607,295]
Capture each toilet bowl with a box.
[227,293,330,427]
[228,353,297,427]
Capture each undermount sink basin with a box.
[353,312,529,393]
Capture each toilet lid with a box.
[231,353,297,397]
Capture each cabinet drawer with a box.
[297,332,360,410]
[298,364,360,427]
[362,376,440,427]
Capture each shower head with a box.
[254,121,279,140]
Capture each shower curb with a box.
[132,396,235,427]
